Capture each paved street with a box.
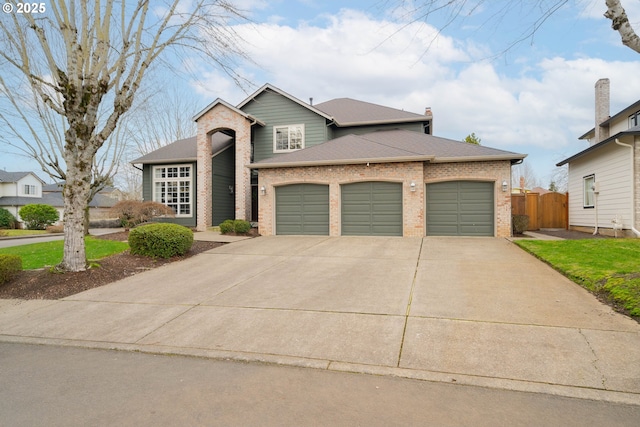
[1,236,639,406]
[2,342,639,427]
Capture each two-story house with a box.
[133,84,526,237]
[557,79,640,237]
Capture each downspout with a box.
[615,138,640,237]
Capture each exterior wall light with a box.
[410,181,416,192]
[228,185,234,194]
[260,185,266,196]
[502,180,508,192]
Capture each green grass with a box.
[0,230,49,237]
[514,239,640,317]
[0,237,129,270]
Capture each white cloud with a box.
[191,7,640,181]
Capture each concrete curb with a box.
[1,335,638,405]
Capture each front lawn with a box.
[514,239,640,317]
[0,237,129,270]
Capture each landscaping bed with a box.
[0,232,223,300]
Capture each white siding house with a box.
[558,79,640,237]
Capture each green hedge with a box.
[0,254,22,284]
[0,208,16,229]
[128,223,194,259]
[18,204,59,230]
[219,219,251,234]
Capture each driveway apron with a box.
[1,236,639,403]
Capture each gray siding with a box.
[212,146,236,226]
[242,91,328,162]
[331,122,423,139]
[142,162,197,228]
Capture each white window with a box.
[629,110,639,128]
[23,184,37,195]
[153,165,192,216]
[583,175,595,208]
[273,124,304,152]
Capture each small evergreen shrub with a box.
[128,223,193,258]
[512,214,529,235]
[18,204,59,230]
[233,219,251,234]
[0,208,16,229]
[218,219,251,234]
[219,219,235,234]
[0,254,22,285]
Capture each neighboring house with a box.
[42,182,119,220]
[133,83,526,237]
[0,172,118,226]
[557,79,640,237]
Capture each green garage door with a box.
[341,182,403,236]
[426,181,494,236]
[276,184,329,235]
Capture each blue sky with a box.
[4,0,640,189]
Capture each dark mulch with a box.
[0,231,223,300]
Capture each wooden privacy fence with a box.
[511,192,568,230]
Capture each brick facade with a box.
[195,103,252,231]
[257,160,513,237]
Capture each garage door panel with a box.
[276,184,329,235]
[426,181,494,236]
[341,182,403,236]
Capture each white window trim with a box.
[583,174,595,208]
[22,184,38,196]
[152,164,193,217]
[629,110,639,128]
[273,124,305,153]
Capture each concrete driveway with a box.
[1,236,639,404]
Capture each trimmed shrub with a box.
[512,214,529,235]
[0,208,16,229]
[18,204,59,230]
[219,219,251,234]
[0,254,22,285]
[233,219,251,234]
[219,219,234,234]
[128,223,193,258]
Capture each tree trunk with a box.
[59,164,91,272]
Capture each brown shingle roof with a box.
[250,129,526,169]
[314,98,427,126]
[131,133,233,164]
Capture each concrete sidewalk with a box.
[1,236,639,404]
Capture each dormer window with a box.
[274,124,304,152]
[630,111,639,128]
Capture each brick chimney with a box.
[423,107,433,135]
[594,78,610,144]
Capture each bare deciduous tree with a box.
[388,0,640,55]
[0,0,249,271]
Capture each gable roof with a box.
[0,170,44,183]
[314,98,428,127]
[193,98,265,125]
[131,133,233,165]
[557,125,640,166]
[236,83,333,120]
[579,99,640,141]
[250,129,525,169]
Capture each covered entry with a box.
[275,184,329,235]
[341,181,403,236]
[426,181,494,236]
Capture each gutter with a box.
[247,155,436,169]
[614,138,640,237]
